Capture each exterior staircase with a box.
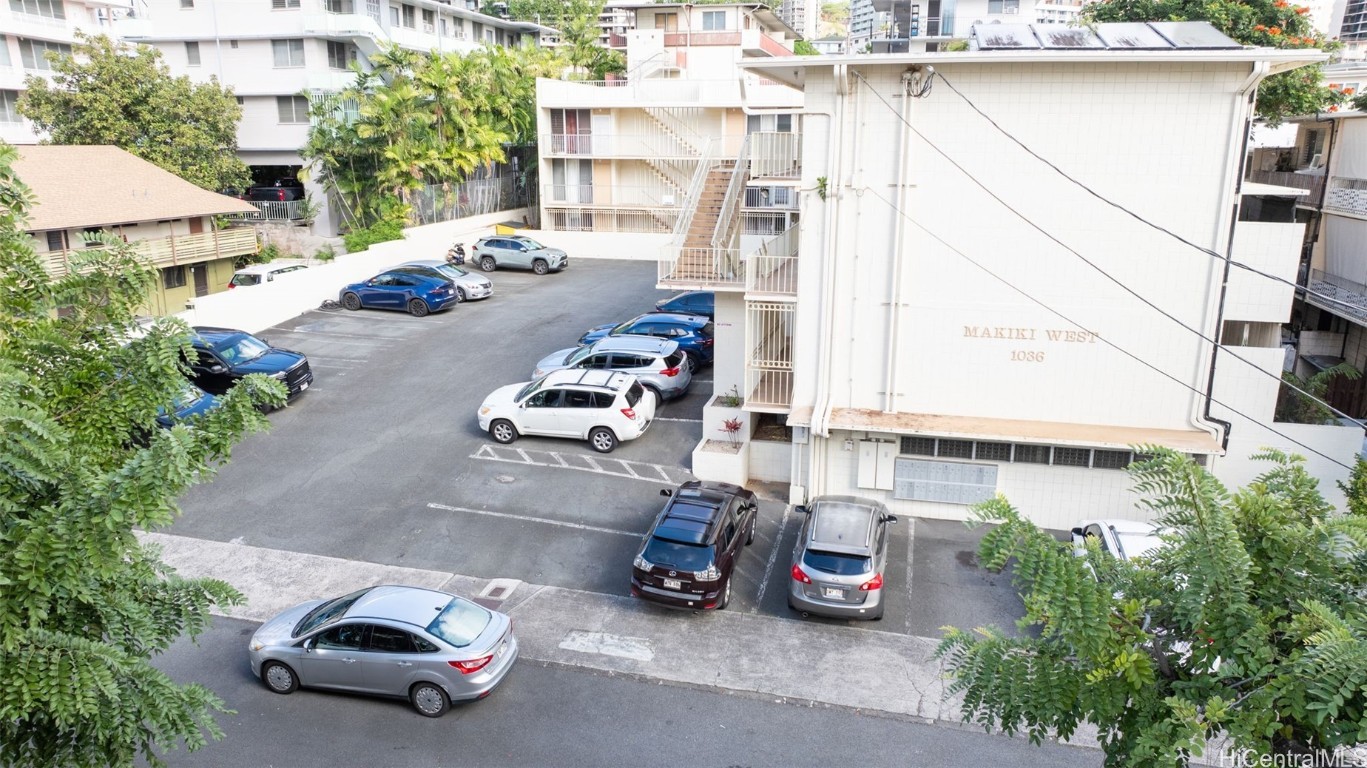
[669,164,735,281]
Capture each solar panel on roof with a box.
[973,23,1041,49]
[1093,22,1173,49]
[1036,26,1104,49]
[1148,21,1243,49]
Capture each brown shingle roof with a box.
[11,145,258,231]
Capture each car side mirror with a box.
[208,364,227,374]
[366,279,375,286]
[659,488,672,498]
[885,515,899,524]
[794,505,809,515]
[302,638,315,652]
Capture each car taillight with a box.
[859,573,883,591]
[701,338,714,347]
[448,655,493,675]
[620,407,637,420]
[660,366,680,377]
[790,564,811,584]
[227,283,235,290]
[275,190,286,201]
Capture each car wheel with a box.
[685,351,702,371]
[409,682,449,718]
[589,427,617,453]
[407,298,430,317]
[341,292,361,311]
[490,419,518,444]
[745,517,755,546]
[480,256,496,272]
[261,661,298,694]
[456,287,466,302]
[532,259,549,275]
[717,578,731,610]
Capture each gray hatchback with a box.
[247,585,518,717]
[788,496,898,621]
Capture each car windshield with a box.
[214,334,271,364]
[515,378,544,402]
[431,264,466,280]
[293,588,371,637]
[642,537,716,571]
[625,381,644,407]
[425,597,491,648]
[230,274,261,287]
[171,382,206,410]
[516,237,546,250]
[803,549,872,576]
[565,346,595,366]
[610,319,640,335]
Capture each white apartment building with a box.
[105,0,546,233]
[775,0,816,40]
[653,21,1360,529]
[857,0,1092,51]
[536,3,802,240]
[0,0,131,145]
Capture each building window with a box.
[0,35,8,67]
[80,227,102,247]
[1013,444,1051,464]
[974,441,1012,461]
[9,0,65,19]
[185,41,200,66]
[180,0,194,7]
[1092,450,1133,471]
[747,113,793,133]
[401,4,415,27]
[702,10,726,30]
[229,39,239,48]
[272,39,305,67]
[235,95,245,105]
[324,0,352,10]
[163,265,187,289]
[421,8,434,32]
[389,3,399,24]
[901,436,935,456]
[271,0,301,8]
[0,90,19,123]
[987,0,1020,12]
[17,38,72,71]
[326,40,354,69]
[654,12,678,31]
[45,230,66,251]
[1053,447,1091,467]
[277,95,310,123]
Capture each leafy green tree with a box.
[937,447,1367,766]
[1083,0,1343,123]
[794,39,821,55]
[1275,362,1361,425]
[0,143,284,767]
[19,33,250,192]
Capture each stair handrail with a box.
[711,134,750,250]
[670,137,720,246]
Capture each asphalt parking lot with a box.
[174,258,1028,640]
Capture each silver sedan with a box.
[247,585,518,717]
[398,260,494,302]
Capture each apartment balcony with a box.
[538,78,750,108]
[1325,176,1367,218]
[1246,168,1325,206]
[747,131,801,179]
[543,207,680,233]
[543,183,685,208]
[0,8,74,43]
[745,301,794,412]
[540,133,702,160]
[659,247,746,289]
[740,28,793,57]
[42,229,259,278]
[1307,269,1367,325]
[740,74,806,110]
[302,10,385,42]
[745,225,799,299]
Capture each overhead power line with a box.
[849,69,1366,435]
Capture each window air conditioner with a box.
[1004,6,1019,13]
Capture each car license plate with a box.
[496,641,506,658]
[823,587,845,599]
[663,578,682,590]
[300,381,309,391]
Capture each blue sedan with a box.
[340,270,457,317]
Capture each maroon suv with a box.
[630,481,758,611]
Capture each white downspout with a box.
[807,63,849,495]
[883,69,915,413]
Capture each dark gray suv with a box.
[788,496,897,621]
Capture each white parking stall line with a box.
[427,503,642,538]
[271,328,397,344]
[753,505,793,614]
[304,356,371,364]
[904,517,916,637]
[467,446,686,486]
[654,417,703,423]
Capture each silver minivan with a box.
[788,496,898,621]
[531,335,692,401]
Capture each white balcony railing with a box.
[544,206,679,233]
[540,132,702,159]
[542,183,685,207]
[748,132,801,178]
[42,228,259,277]
[746,224,799,297]
[745,301,794,411]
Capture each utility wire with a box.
[850,69,1366,433]
[861,185,1354,471]
[931,70,1367,319]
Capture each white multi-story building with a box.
[0,0,132,145]
[775,0,817,40]
[622,20,1360,528]
[105,0,546,233]
[847,0,880,51]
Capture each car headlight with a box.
[479,406,491,416]
[250,640,266,652]
[694,564,721,581]
[270,371,288,380]
[633,554,653,571]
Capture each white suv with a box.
[477,369,656,453]
[229,262,307,289]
